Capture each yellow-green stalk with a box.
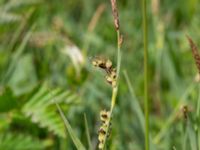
[142,0,149,149]
[95,0,122,149]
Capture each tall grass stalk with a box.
[111,30,122,110]
[142,0,149,149]
[99,1,122,149]
[101,29,121,150]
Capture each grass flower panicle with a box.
[92,57,117,88]
[187,36,200,74]
[110,0,120,31]
[92,0,122,149]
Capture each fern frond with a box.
[0,133,44,150]
[0,11,21,24]
[22,83,80,138]
[3,0,40,11]
[0,0,39,25]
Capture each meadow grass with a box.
[0,0,200,150]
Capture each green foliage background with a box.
[0,0,200,149]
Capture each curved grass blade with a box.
[84,113,92,150]
[55,102,86,150]
[123,70,145,132]
[153,83,196,144]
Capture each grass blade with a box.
[124,70,156,150]
[55,103,86,150]
[188,122,197,150]
[123,70,145,132]
[1,24,35,83]
[84,114,92,150]
[196,84,200,150]
[153,83,196,144]
[142,0,149,149]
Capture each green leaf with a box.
[187,122,197,150]
[22,83,80,138]
[84,113,92,150]
[0,11,21,24]
[123,71,144,132]
[8,54,38,95]
[0,87,18,112]
[1,25,35,84]
[3,0,40,11]
[55,102,86,150]
[0,133,44,150]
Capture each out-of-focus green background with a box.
[0,0,200,149]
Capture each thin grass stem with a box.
[101,29,122,150]
[84,114,92,150]
[142,0,149,149]
[196,84,200,150]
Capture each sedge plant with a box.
[92,0,122,149]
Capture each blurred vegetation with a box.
[0,0,200,149]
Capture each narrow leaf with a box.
[55,102,86,150]
[84,113,92,150]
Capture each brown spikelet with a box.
[110,0,120,31]
[98,110,111,150]
[182,105,188,120]
[187,36,200,74]
[92,57,117,88]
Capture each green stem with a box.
[197,83,200,150]
[101,87,117,150]
[142,0,149,149]
[102,30,121,150]
[116,30,121,79]
[111,30,121,111]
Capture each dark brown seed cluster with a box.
[98,110,111,149]
[110,0,120,31]
[92,57,117,87]
[182,105,188,120]
[187,36,200,74]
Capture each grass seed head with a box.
[110,0,120,30]
[92,57,112,70]
[92,56,117,88]
[98,110,112,149]
[100,110,110,123]
[187,36,200,74]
